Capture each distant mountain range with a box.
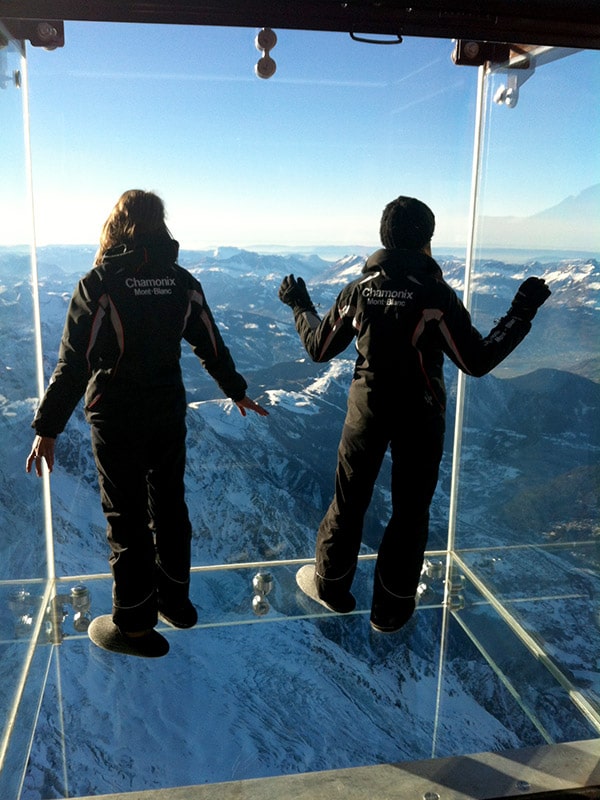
[478,183,600,252]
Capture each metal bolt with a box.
[36,22,57,42]
[252,572,273,595]
[252,595,270,616]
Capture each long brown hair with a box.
[94,190,170,265]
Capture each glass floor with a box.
[4,554,598,799]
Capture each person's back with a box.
[334,247,449,412]
[279,194,550,633]
[81,237,190,414]
[27,189,268,658]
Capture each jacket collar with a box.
[102,237,180,269]
[363,247,442,280]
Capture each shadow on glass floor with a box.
[15,558,599,799]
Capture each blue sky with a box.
[5,22,599,251]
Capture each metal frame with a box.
[1,0,600,50]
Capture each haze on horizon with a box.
[3,23,599,253]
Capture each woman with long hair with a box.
[27,190,268,657]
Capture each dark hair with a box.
[379,196,435,250]
[95,190,170,265]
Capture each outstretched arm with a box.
[437,277,551,377]
[279,274,355,362]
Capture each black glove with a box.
[278,274,316,313]
[509,277,551,321]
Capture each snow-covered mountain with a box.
[0,246,598,798]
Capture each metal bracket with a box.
[9,584,91,643]
[251,571,273,615]
[446,571,466,611]
[47,584,93,644]
[452,40,510,67]
[0,19,64,49]
[416,558,446,606]
[491,51,535,108]
[491,45,582,109]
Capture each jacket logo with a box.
[125,276,175,296]
[362,286,413,307]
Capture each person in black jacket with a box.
[26,189,268,657]
[279,195,550,633]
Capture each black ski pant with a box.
[314,410,445,616]
[91,417,193,632]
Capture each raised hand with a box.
[278,275,316,313]
[510,277,551,321]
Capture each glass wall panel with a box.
[453,48,600,727]
[4,19,598,799]
[23,22,477,573]
[0,35,48,580]
[0,29,54,800]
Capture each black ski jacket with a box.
[292,248,532,423]
[33,237,247,437]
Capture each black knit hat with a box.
[379,196,435,250]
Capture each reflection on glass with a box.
[0,31,53,800]
[459,544,600,721]
[451,44,600,742]
[0,39,47,581]
[447,567,597,744]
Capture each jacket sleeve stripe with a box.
[317,303,355,362]
[85,294,108,368]
[108,297,125,358]
[411,312,446,409]
[187,288,219,358]
[412,308,473,376]
[437,317,473,375]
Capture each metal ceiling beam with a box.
[1,0,599,49]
